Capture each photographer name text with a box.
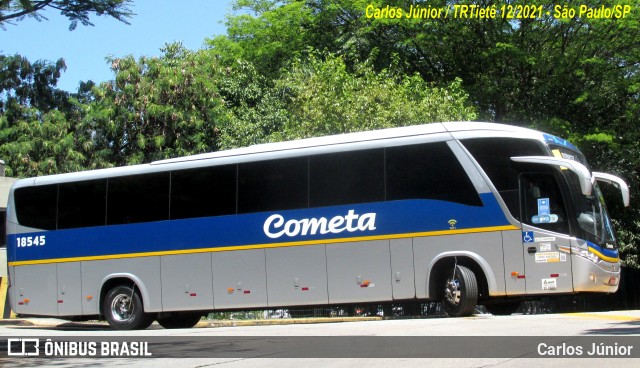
[366,4,633,20]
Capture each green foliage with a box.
[79,43,232,166]
[0,54,70,115]
[0,108,85,176]
[0,0,134,30]
[274,51,476,139]
[216,50,476,148]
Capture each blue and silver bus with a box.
[5,122,629,329]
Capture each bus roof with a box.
[12,122,544,188]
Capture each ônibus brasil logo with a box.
[263,210,377,239]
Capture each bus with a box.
[5,122,629,329]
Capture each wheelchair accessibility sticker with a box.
[522,231,534,243]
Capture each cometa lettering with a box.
[264,210,377,239]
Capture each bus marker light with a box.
[243,290,251,294]
[86,296,93,301]
[511,271,519,277]
[550,274,559,278]
[190,293,197,297]
[302,287,309,291]
[517,275,526,279]
[227,288,234,294]
[24,299,29,304]
[58,300,63,304]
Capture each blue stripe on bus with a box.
[8,193,510,263]
[543,133,580,152]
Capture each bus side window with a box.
[171,165,237,219]
[386,142,482,206]
[519,173,569,234]
[14,184,58,230]
[461,138,547,220]
[58,179,107,229]
[310,149,384,207]
[107,173,170,225]
[238,157,308,213]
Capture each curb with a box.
[0,316,382,329]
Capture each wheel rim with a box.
[110,293,134,322]
[444,278,461,306]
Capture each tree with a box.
[215,48,477,149]
[0,54,70,116]
[0,0,134,30]
[79,43,232,167]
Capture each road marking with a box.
[0,276,10,319]
[562,312,640,321]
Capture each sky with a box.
[1,1,232,92]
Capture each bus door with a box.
[519,172,574,294]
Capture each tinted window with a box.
[107,173,170,225]
[14,185,58,230]
[386,142,482,206]
[520,172,570,234]
[462,138,546,216]
[171,165,237,219]
[238,157,308,213]
[58,180,107,229]
[310,149,384,207]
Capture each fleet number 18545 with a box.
[16,235,46,247]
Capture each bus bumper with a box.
[572,254,620,293]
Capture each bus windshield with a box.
[571,178,617,248]
[549,145,617,249]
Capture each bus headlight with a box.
[573,247,600,264]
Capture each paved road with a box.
[1,311,639,367]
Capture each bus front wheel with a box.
[442,265,478,317]
[103,285,154,330]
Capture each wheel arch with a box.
[99,274,151,316]
[426,252,497,301]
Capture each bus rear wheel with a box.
[442,265,478,317]
[103,285,154,330]
[157,312,203,329]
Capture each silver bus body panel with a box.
[326,240,393,304]
[501,230,527,295]
[12,263,57,316]
[212,249,268,309]
[390,238,416,300]
[57,262,82,316]
[265,244,329,307]
[161,253,214,311]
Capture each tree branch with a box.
[0,0,54,22]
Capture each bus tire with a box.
[442,265,478,317]
[485,301,520,316]
[103,285,154,330]
[157,312,203,329]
